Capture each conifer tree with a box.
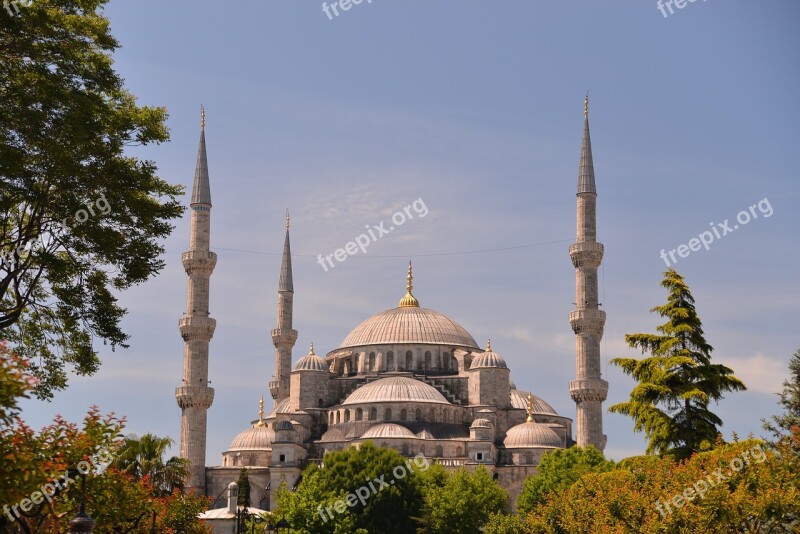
[610,268,746,457]
[237,468,251,509]
[763,348,800,440]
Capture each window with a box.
[369,407,377,421]
[387,351,394,369]
[356,408,363,421]
[415,408,422,421]
[344,409,351,422]
[385,408,392,420]
[424,351,431,370]
[279,454,286,463]
[429,408,436,421]
[405,351,413,370]
[400,409,407,421]
[476,452,484,461]
[435,445,443,457]
[369,352,376,371]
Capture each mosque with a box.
[175,99,609,509]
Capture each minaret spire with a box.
[398,261,420,308]
[270,212,297,401]
[569,95,608,452]
[176,107,217,491]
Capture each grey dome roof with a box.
[275,420,294,431]
[342,376,450,406]
[471,349,508,369]
[471,418,492,428]
[504,422,562,449]
[266,398,291,419]
[339,307,479,349]
[510,390,559,416]
[319,428,346,442]
[294,353,328,372]
[228,426,272,451]
[361,423,416,439]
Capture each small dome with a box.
[342,376,450,406]
[510,390,559,416]
[417,429,434,440]
[266,398,291,419]
[320,428,345,442]
[275,420,294,431]
[228,426,272,451]
[361,423,416,439]
[504,422,561,449]
[471,418,492,428]
[510,380,517,390]
[294,343,328,372]
[470,340,508,369]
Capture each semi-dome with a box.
[294,343,328,372]
[361,423,416,439]
[320,428,345,442]
[342,376,450,406]
[228,426,272,451]
[471,418,492,428]
[275,420,294,431]
[510,390,559,416]
[470,340,508,369]
[504,422,561,449]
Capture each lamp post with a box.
[67,472,95,533]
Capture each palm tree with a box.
[113,433,190,495]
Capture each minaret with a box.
[269,212,297,401]
[569,96,608,451]
[176,106,216,491]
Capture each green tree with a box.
[113,433,189,496]
[516,446,614,514]
[277,442,424,534]
[0,0,182,399]
[483,511,530,534]
[763,348,800,441]
[609,268,746,457]
[237,468,251,508]
[422,465,508,534]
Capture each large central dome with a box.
[339,306,479,349]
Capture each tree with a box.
[516,446,614,514]
[422,465,508,534]
[763,348,800,440]
[237,468,251,509]
[484,511,530,534]
[609,269,746,457]
[277,442,424,534]
[113,433,189,496]
[0,0,183,399]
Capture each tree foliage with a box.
[112,433,189,496]
[516,446,614,514]
[763,348,800,441]
[524,436,800,533]
[0,0,183,399]
[237,467,251,509]
[610,268,746,457]
[421,465,508,534]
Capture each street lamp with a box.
[275,517,290,533]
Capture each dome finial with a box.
[309,342,315,355]
[526,392,534,422]
[486,338,492,352]
[256,395,265,427]
[398,261,420,308]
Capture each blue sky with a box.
[19,0,800,463]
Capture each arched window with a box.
[344,409,351,422]
[400,409,407,421]
[369,407,377,421]
[384,408,392,420]
[415,408,422,421]
[442,352,449,370]
[329,412,334,425]
[369,352,376,371]
[435,445,443,457]
[335,411,340,424]
[429,408,436,421]
[387,351,394,369]
[352,354,359,374]
[356,408,363,421]
[405,351,413,370]
[424,351,431,370]
[456,446,463,457]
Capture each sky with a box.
[18,0,800,463]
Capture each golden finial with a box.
[398,261,420,308]
[285,209,291,229]
[201,104,206,129]
[309,342,315,355]
[486,339,492,352]
[584,93,589,119]
[526,393,534,422]
[256,395,265,427]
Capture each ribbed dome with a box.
[504,422,562,449]
[294,345,328,372]
[228,426,272,451]
[275,420,294,431]
[320,428,345,442]
[471,418,492,428]
[361,423,416,439]
[267,398,291,419]
[510,390,559,416]
[342,376,450,406]
[339,307,479,349]
[471,351,508,369]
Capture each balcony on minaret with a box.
[569,241,604,268]
[179,315,217,341]
[271,328,298,346]
[568,309,606,336]
[569,378,609,403]
[181,250,217,276]
[175,384,215,409]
